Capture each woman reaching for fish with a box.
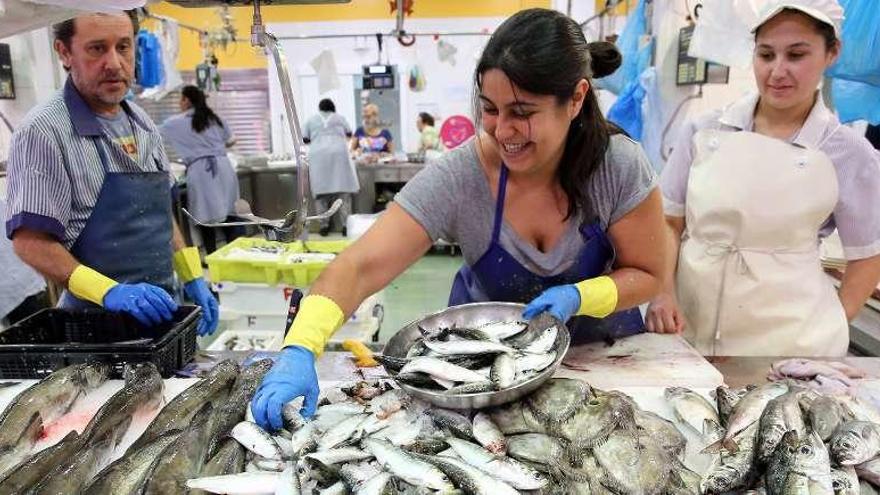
[251,8,665,431]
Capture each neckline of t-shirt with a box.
[466,140,581,260]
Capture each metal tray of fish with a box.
[382,302,569,410]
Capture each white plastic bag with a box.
[688,0,762,68]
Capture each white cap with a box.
[751,0,844,37]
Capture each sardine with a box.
[472,412,506,456]
[276,465,302,495]
[305,448,374,465]
[522,325,558,354]
[232,421,285,460]
[364,438,454,490]
[373,354,408,372]
[186,472,280,494]
[444,382,496,394]
[415,452,518,495]
[490,354,516,390]
[399,357,488,383]
[444,437,547,490]
[514,351,556,376]
[0,362,108,476]
[319,414,370,451]
[426,409,473,440]
[477,321,527,340]
[423,340,515,356]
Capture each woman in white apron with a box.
[303,99,359,236]
[648,0,880,356]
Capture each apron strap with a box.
[186,155,219,178]
[491,164,510,244]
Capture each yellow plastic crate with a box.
[278,252,336,286]
[296,239,352,254]
[205,237,298,285]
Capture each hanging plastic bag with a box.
[409,65,426,92]
[607,73,647,140]
[688,0,759,68]
[826,0,880,86]
[596,0,647,95]
[832,78,880,125]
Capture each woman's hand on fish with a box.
[250,345,320,431]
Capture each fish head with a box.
[793,431,830,473]
[831,425,875,465]
[80,361,111,388]
[702,418,725,443]
[700,466,736,494]
[122,362,159,384]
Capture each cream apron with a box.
[678,129,849,356]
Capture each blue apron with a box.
[58,137,174,309]
[448,165,644,344]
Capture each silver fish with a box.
[186,472,280,494]
[758,390,808,464]
[319,413,370,451]
[231,421,284,460]
[664,386,719,435]
[522,325,558,354]
[766,430,832,495]
[856,457,880,487]
[715,385,743,428]
[399,357,488,383]
[831,421,880,466]
[354,471,392,495]
[472,412,506,456]
[634,409,686,459]
[363,438,454,490]
[490,354,516,390]
[275,465,302,495]
[444,437,547,490]
[526,378,592,426]
[705,381,788,453]
[289,421,319,458]
[142,403,216,495]
[426,409,474,440]
[515,351,556,376]
[415,452,519,495]
[831,465,860,495]
[423,339,515,356]
[701,423,760,494]
[477,321,527,340]
[556,390,636,452]
[305,448,374,465]
[444,381,496,395]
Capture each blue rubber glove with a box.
[522,284,581,322]
[183,278,219,337]
[103,283,178,327]
[251,346,319,431]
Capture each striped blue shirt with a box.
[4,78,172,250]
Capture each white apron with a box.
[678,129,849,356]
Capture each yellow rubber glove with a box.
[343,339,379,368]
[573,276,619,318]
[172,247,204,283]
[68,265,118,306]
[283,295,346,356]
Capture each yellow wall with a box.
[146,0,551,71]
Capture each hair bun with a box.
[587,41,622,79]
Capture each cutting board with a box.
[556,332,724,389]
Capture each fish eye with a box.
[800,446,811,455]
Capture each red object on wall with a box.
[440,115,476,150]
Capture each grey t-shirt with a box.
[96,111,137,160]
[395,135,658,276]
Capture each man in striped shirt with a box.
[4,11,219,336]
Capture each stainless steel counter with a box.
[355,161,425,213]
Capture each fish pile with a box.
[0,358,272,494]
[665,381,880,494]
[375,313,562,395]
[193,376,701,494]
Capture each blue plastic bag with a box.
[596,0,648,95]
[832,78,880,125]
[826,0,880,85]
[607,74,647,140]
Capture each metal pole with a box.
[251,0,312,239]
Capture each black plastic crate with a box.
[0,306,201,379]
